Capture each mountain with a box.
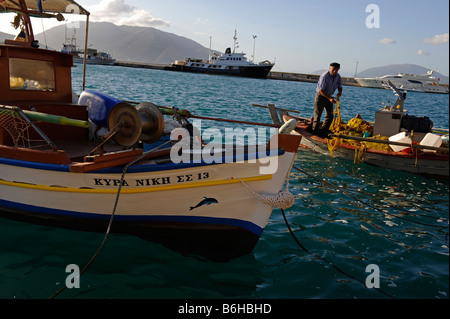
[311,69,354,78]
[33,22,213,65]
[356,64,449,84]
[5,25,449,84]
[0,31,14,42]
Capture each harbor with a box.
[113,60,449,90]
[3,62,449,300]
[113,60,363,86]
[0,0,448,303]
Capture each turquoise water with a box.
[0,65,448,300]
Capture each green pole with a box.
[1,106,89,129]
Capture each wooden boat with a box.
[262,86,449,179]
[0,0,301,261]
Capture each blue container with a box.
[78,89,123,128]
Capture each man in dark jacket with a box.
[311,62,343,137]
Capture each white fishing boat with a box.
[171,30,274,78]
[0,0,301,261]
[355,70,449,94]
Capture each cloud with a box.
[194,18,210,26]
[378,38,396,45]
[194,32,209,37]
[417,49,430,56]
[87,0,170,27]
[423,33,449,45]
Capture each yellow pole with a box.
[82,14,90,91]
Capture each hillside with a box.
[0,31,14,42]
[32,21,213,65]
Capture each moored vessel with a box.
[265,82,449,178]
[171,30,274,78]
[0,0,301,261]
[355,70,449,94]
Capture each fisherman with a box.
[311,62,343,137]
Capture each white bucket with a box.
[420,133,442,152]
[388,132,412,152]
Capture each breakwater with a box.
[113,61,449,89]
[267,71,361,86]
[113,60,361,87]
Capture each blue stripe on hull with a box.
[0,199,263,236]
[0,150,283,174]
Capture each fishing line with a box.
[49,141,172,299]
[280,208,395,299]
[292,165,448,229]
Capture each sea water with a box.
[0,65,448,300]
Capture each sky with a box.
[1,0,448,76]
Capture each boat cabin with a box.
[0,42,87,145]
[0,43,74,104]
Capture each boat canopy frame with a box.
[1,0,91,90]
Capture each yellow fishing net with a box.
[327,100,392,160]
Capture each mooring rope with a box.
[49,140,172,299]
[237,172,394,298]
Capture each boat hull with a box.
[171,64,273,79]
[283,115,449,179]
[355,77,449,94]
[0,136,300,260]
[73,56,115,66]
[0,201,260,261]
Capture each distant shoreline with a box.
[112,61,361,87]
[112,60,449,89]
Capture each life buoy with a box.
[279,119,298,134]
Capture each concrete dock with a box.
[267,71,361,86]
[114,61,171,71]
[113,60,360,86]
[113,61,448,90]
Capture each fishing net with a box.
[0,105,47,148]
[327,101,393,161]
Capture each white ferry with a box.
[171,31,274,78]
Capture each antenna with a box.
[208,36,212,62]
[233,29,239,53]
[252,35,257,62]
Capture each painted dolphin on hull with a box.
[190,197,219,211]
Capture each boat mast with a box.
[82,13,90,91]
[208,36,212,62]
[252,35,257,62]
[232,30,238,54]
[16,0,36,45]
